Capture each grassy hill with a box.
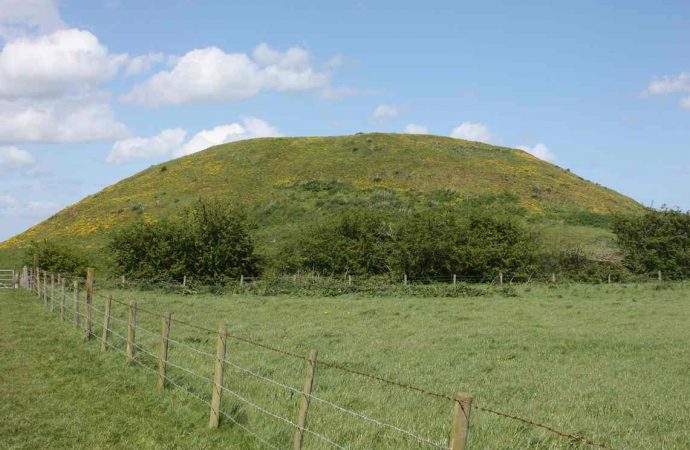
[0,133,642,269]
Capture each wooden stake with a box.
[499,272,503,285]
[209,322,228,429]
[293,349,318,450]
[608,274,611,284]
[157,312,171,389]
[551,273,556,283]
[449,392,473,450]
[72,280,79,328]
[101,295,112,352]
[182,275,187,287]
[453,274,457,285]
[86,267,94,305]
[121,275,125,286]
[658,270,662,282]
[127,301,137,363]
[42,271,47,305]
[348,274,352,285]
[404,274,408,285]
[50,273,55,311]
[240,274,244,286]
[60,278,66,321]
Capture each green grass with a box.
[2,283,689,449]
[0,133,643,270]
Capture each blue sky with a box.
[1,0,689,241]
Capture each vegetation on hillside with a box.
[22,240,91,277]
[0,134,643,272]
[109,200,259,282]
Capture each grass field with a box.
[2,283,689,449]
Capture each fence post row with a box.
[293,349,318,450]
[127,301,137,363]
[209,322,228,429]
[449,392,473,450]
[157,312,171,389]
[101,295,112,352]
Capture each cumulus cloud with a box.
[122,44,329,106]
[106,117,281,164]
[0,28,126,98]
[179,117,281,156]
[517,143,556,162]
[319,86,378,100]
[403,123,428,134]
[371,104,400,121]
[0,0,64,40]
[124,52,173,76]
[106,128,187,164]
[0,95,130,142]
[0,145,35,172]
[0,192,58,217]
[682,96,690,111]
[644,72,690,96]
[449,122,492,143]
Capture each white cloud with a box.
[122,44,329,106]
[0,192,58,217]
[0,95,130,143]
[0,0,64,40]
[179,117,281,156]
[682,96,690,111]
[403,123,428,134]
[319,86,377,100]
[644,72,690,96]
[124,52,171,76]
[0,28,127,98]
[107,117,281,163]
[371,104,400,121]
[517,143,556,162]
[106,128,187,164]
[0,145,35,172]
[449,122,492,143]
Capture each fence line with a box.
[20,266,617,450]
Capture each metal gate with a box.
[0,270,15,288]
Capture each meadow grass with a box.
[2,283,689,449]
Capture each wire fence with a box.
[16,266,619,450]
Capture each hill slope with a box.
[0,133,642,266]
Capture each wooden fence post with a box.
[72,280,79,328]
[449,392,473,450]
[453,274,457,285]
[658,270,662,282]
[42,271,47,305]
[209,322,228,429]
[348,274,352,285]
[551,273,556,283]
[50,274,55,311]
[293,349,318,450]
[127,301,137,363]
[608,274,611,284]
[101,295,112,352]
[499,272,503,285]
[240,275,244,286]
[121,275,125,286]
[158,312,171,389]
[403,274,408,285]
[83,268,94,340]
[182,275,187,287]
[60,278,66,321]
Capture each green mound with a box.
[0,133,642,267]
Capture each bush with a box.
[612,208,690,279]
[278,207,538,281]
[109,199,260,281]
[23,240,90,277]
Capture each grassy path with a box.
[0,289,257,449]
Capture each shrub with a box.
[109,199,260,281]
[23,240,90,277]
[612,208,690,279]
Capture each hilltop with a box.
[0,133,642,267]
